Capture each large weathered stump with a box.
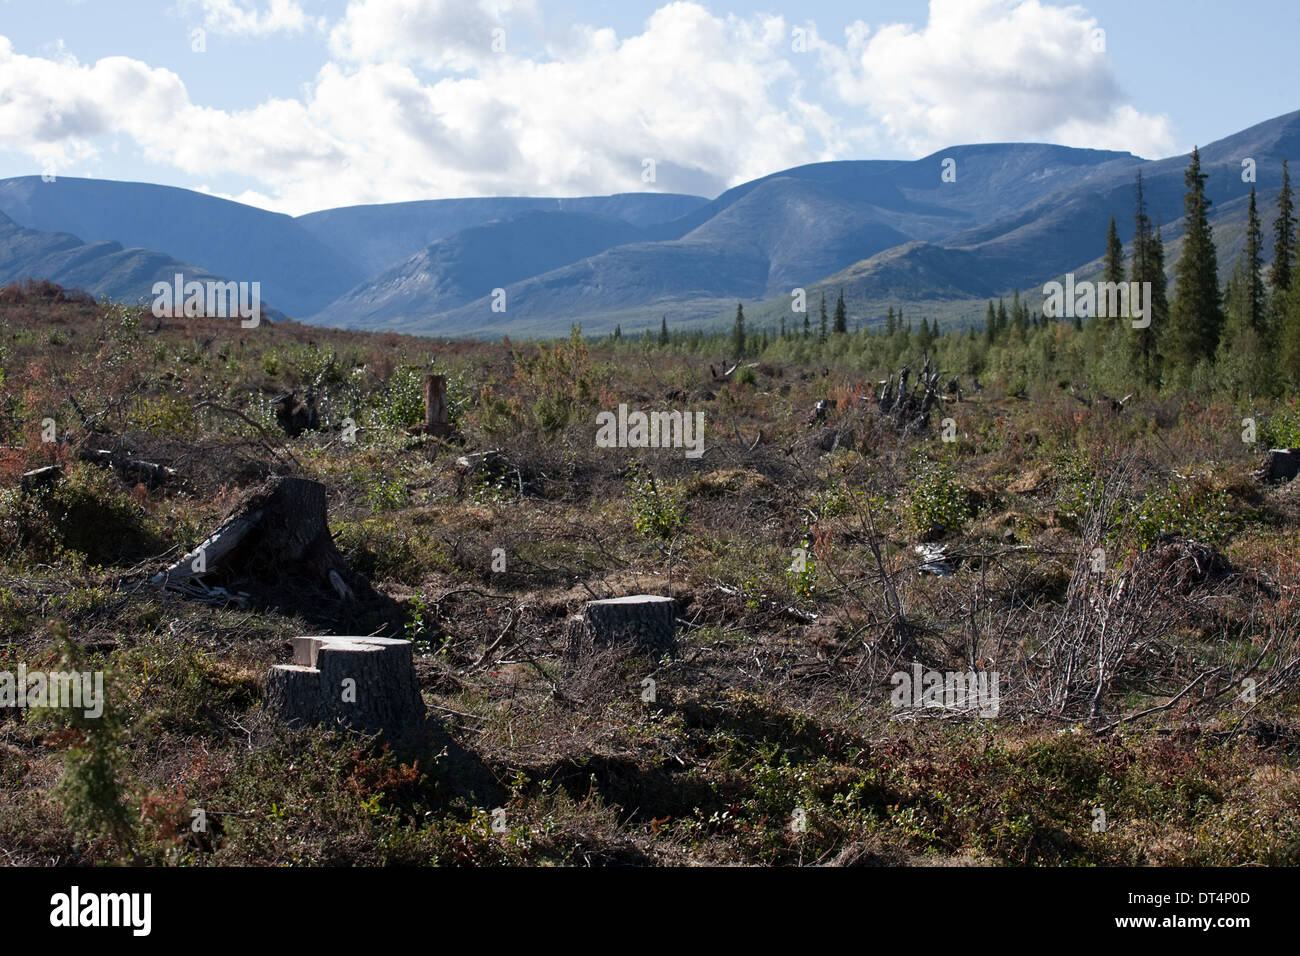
[1255,448,1300,484]
[150,475,379,619]
[566,595,677,662]
[264,635,425,736]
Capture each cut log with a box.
[566,594,677,661]
[151,509,263,587]
[80,447,175,486]
[20,465,62,495]
[264,635,426,736]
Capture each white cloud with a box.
[179,0,314,38]
[328,0,533,70]
[0,4,829,212]
[0,1,1179,213]
[820,0,1175,158]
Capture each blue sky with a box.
[0,0,1294,214]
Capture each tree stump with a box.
[424,374,454,438]
[273,391,318,437]
[566,595,677,662]
[264,635,426,736]
[1254,448,1300,484]
[150,475,378,617]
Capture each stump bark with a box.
[424,374,454,437]
[264,635,425,736]
[273,391,319,437]
[1255,448,1300,484]
[566,595,677,661]
[150,475,377,615]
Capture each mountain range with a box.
[2,109,1297,337]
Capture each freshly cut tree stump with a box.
[1254,448,1300,484]
[566,595,677,661]
[264,635,426,736]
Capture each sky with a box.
[0,0,1295,215]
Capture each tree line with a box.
[602,151,1300,400]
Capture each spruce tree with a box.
[1104,216,1125,285]
[886,306,897,336]
[732,302,746,358]
[1010,290,1025,331]
[1102,216,1125,330]
[659,315,669,347]
[1220,197,1274,396]
[1165,148,1223,374]
[1281,267,1300,382]
[833,289,848,335]
[1272,158,1296,326]
[984,301,996,344]
[818,293,829,343]
[1128,171,1166,385]
[1243,187,1265,334]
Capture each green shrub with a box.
[627,464,686,541]
[37,633,139,856]
[1128,482,1239,549]
[0,464,165,567]
[1260,401,1300,448]
[906,459,974,538]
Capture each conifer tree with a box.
[1272,158,1296,326]
[1102,216,1125,329]
[1128,171,1165,385]
[1165,147,1224,374]
[1242,187,1266,335]
[1281,267,1300,382]
[819,293,829,343]
[833,289,848,335]
[732,302,746,358]
[1104,216,1125,285]
[659,315,669,347]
